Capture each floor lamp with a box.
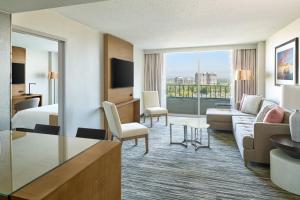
[48,71,58,104]
[235,69,253,105]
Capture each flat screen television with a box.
[12,63,25,84]
[111,58,134,88]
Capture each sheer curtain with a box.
[144,53,165,106]
[232,49,257,105]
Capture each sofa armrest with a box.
[253,122,290,149]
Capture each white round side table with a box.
[270,149,300,195]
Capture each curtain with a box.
[144,53,164,103]
[233,49,256,104]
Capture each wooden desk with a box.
[12,94,42,116]
[116,98,140,123]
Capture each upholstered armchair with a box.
[142,91,168,127]
[102,101,149,153]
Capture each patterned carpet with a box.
[121,116,300,200]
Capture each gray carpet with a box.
[121,116,300,200]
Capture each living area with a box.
[1,0,300,199]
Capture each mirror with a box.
[11,31,60,132]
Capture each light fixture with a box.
[48,71,58,104]
[235,69,253,81]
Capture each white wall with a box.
[25,48,50,105]
[133,47,145,114]
[13,10,103,135]
[265,17,300,102]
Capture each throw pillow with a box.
[241,95,263,115]
[263,106,284,123]
[255,105,274,122]
[239,94,247,110]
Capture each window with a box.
[165,50,232,115]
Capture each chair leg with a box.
[157,116,159,121]
[135,138,138,146]
[150,116,153,128]
[165,114,168,126]
[145,135,149,153]
[244,160,248,167]
[143,114,146,123]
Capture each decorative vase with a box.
[290,109,300,142]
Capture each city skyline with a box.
[165,50,232,79]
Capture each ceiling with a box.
[12,32,58,52]
[0,0,105,13]
[53,0,300,49]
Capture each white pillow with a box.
[255,105,274,122]
[241,95,263,115]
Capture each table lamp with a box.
[280,85,300,142]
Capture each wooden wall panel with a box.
[104,34,133,104]
[12,47,26,63]
[11,141,121,200]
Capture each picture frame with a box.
[275,38,298,86]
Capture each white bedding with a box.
[12,104,58,130]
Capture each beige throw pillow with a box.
[241,95,263,115]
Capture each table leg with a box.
[169,124,172,144]
[208,128,210,148]
[169,124,188,148]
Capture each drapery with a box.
[144,53,164,103]
[233,49,257,104]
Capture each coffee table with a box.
[189,119,210,150]
[169,119,190,147]
[169,118,210,150]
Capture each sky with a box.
[165,50,232,79]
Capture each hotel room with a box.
[0,0,300,199]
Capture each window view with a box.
[166,50,232,115]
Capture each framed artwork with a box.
[275,38,298,85]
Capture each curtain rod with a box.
[144,43,260,54]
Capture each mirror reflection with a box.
[11,32,59,132]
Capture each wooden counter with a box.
[10,141,121,200]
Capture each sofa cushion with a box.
[263,106,284,123]
[232,115,256,132]
[207,108,251,122]
[239,94,246,110]
[255,105,275,122]
[234,124,254,156]
[241,95,263,115]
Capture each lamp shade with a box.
[235,69,253,80]
[280,85,300,109]
[48,71,58,80]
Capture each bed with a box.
[12,104,58,130]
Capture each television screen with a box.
[12,63,25,84]
[111,58,134,88]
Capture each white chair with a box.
[102,101,149,153]
[143,91,168,127]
